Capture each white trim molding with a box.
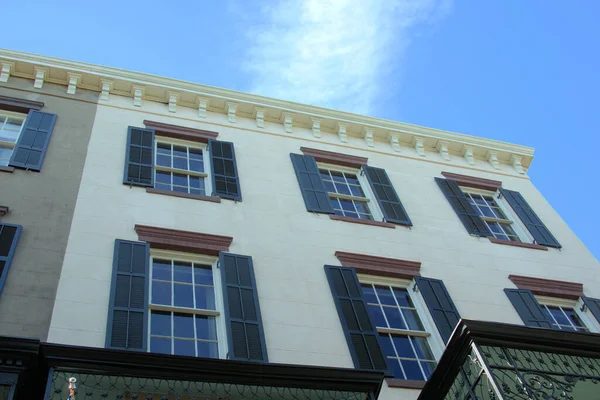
[413,136,426,157]
[167,91,179,113]
[463,145,475,165]
[487,150,500,170]
[388,132,401,152]
[66,72,81,95]
[0,49,536,174]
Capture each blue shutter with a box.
[414,277,461,343]
[123,126,155,187]
[0,224,22,296]
[220,253,268,361]
[290,153,334,214]
[106,239,150,350]
[435,178,492,237]
[504,289,552,328]
[500,189,561,248]
[9,110,57,171]
[582,297,600,325]
[209,140,241,201]
[325,265,388,371]
[363,166,412,225]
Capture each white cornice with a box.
[0,49,535,173]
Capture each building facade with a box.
[0,50,599,400]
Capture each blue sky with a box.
[3,1,598,260]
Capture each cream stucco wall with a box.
[48,94,600,398]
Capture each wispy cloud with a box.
[242,0,452,115]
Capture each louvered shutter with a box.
[290,153,334,214]
[209,140,242,200]
[415,277,462,343]
[363,166,412,225]
[220,253,268,361]
[123,126,154,187]
[504,289,552,328]
[0,224,22,296]
[582,297,600,325]
[325,265,388,371]
[500,189,561,248]
[9,110,57,171]
[106,240,150,350]
[435,177,492,237]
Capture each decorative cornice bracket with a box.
[131,85,145,107]
[197,97,209,118]
[512,155,525,174]
[463,145,475,165]
[388,132,401,152]
[337,122,348,143]
[363,127,374,147]
[0,62,14,83]
[66,72,81,95]
[282,112,293,133]
[167,91,179,113]
[100,79,113,101]
[412,136,426,157]
[487,150,500,170]
[311,117,322,138]
[436,140,450,161]
[33,67,48,89]
[225,101,238,123]
[254,107,265,128]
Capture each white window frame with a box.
[536,295,599,333]
[148,249,228,359]
[357,274,445,373]
[154,136,213,196]
[0,110,27,167]
[317,162,384,222]
[460,187,533,243]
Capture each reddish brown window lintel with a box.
[441,171,502,191]
[144,120,218,143]
[300,147,368,168]
[508,274,583,300]
[335,251,421,279]
[134,224,232,255]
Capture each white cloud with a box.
[242,0,452,115]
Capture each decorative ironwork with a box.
[444,345,600,399]
[46,370,369,400]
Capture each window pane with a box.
[189,148,203,160]
[349,185,365,197]
[548,306,569,325]
[150,337,171,354]
[173,146,187,158]
[402,308,425,331]
[173,262,193,283]
[330,170,345,183]
[383,307,406,330]
[367,304,387,328]
[173,156,187,170]
[150,311,171,336]
[152,259,171,280]
[339,199,355,212]
[173,173,188,187]
[354,201,370,214]
[173,313,194,338]
[156,154,170,167]
[195,286,216,310]
[402,360,424,380]
[0,147,13,166]
[392,288,412,307]
[157,143,171,154]
[361,284,377,304]
[375,286,395,306]
[323,179,335,193]
[189,159,204,173]
[565,309,586,328]
[174,283,194,308]
[378,333,395,357]
[334,181,351,195]
[345,174,359,185]
[152,281,171,305]
[195,316,218,340]
[389,358,405,379]
[422,361,437,379]
[174,339,196,356]
[412,337,434,360]
[155,171,171,185]
[392,336,415,358]
[197,341,219,358]
[194,265,213,285]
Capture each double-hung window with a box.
[536,296,592,333]
[0,111,26,166]
[361,279,438,381]
[462,188,528,242]
[154,138,211,196]
[319,165,378,221]
[148,251,226,358]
